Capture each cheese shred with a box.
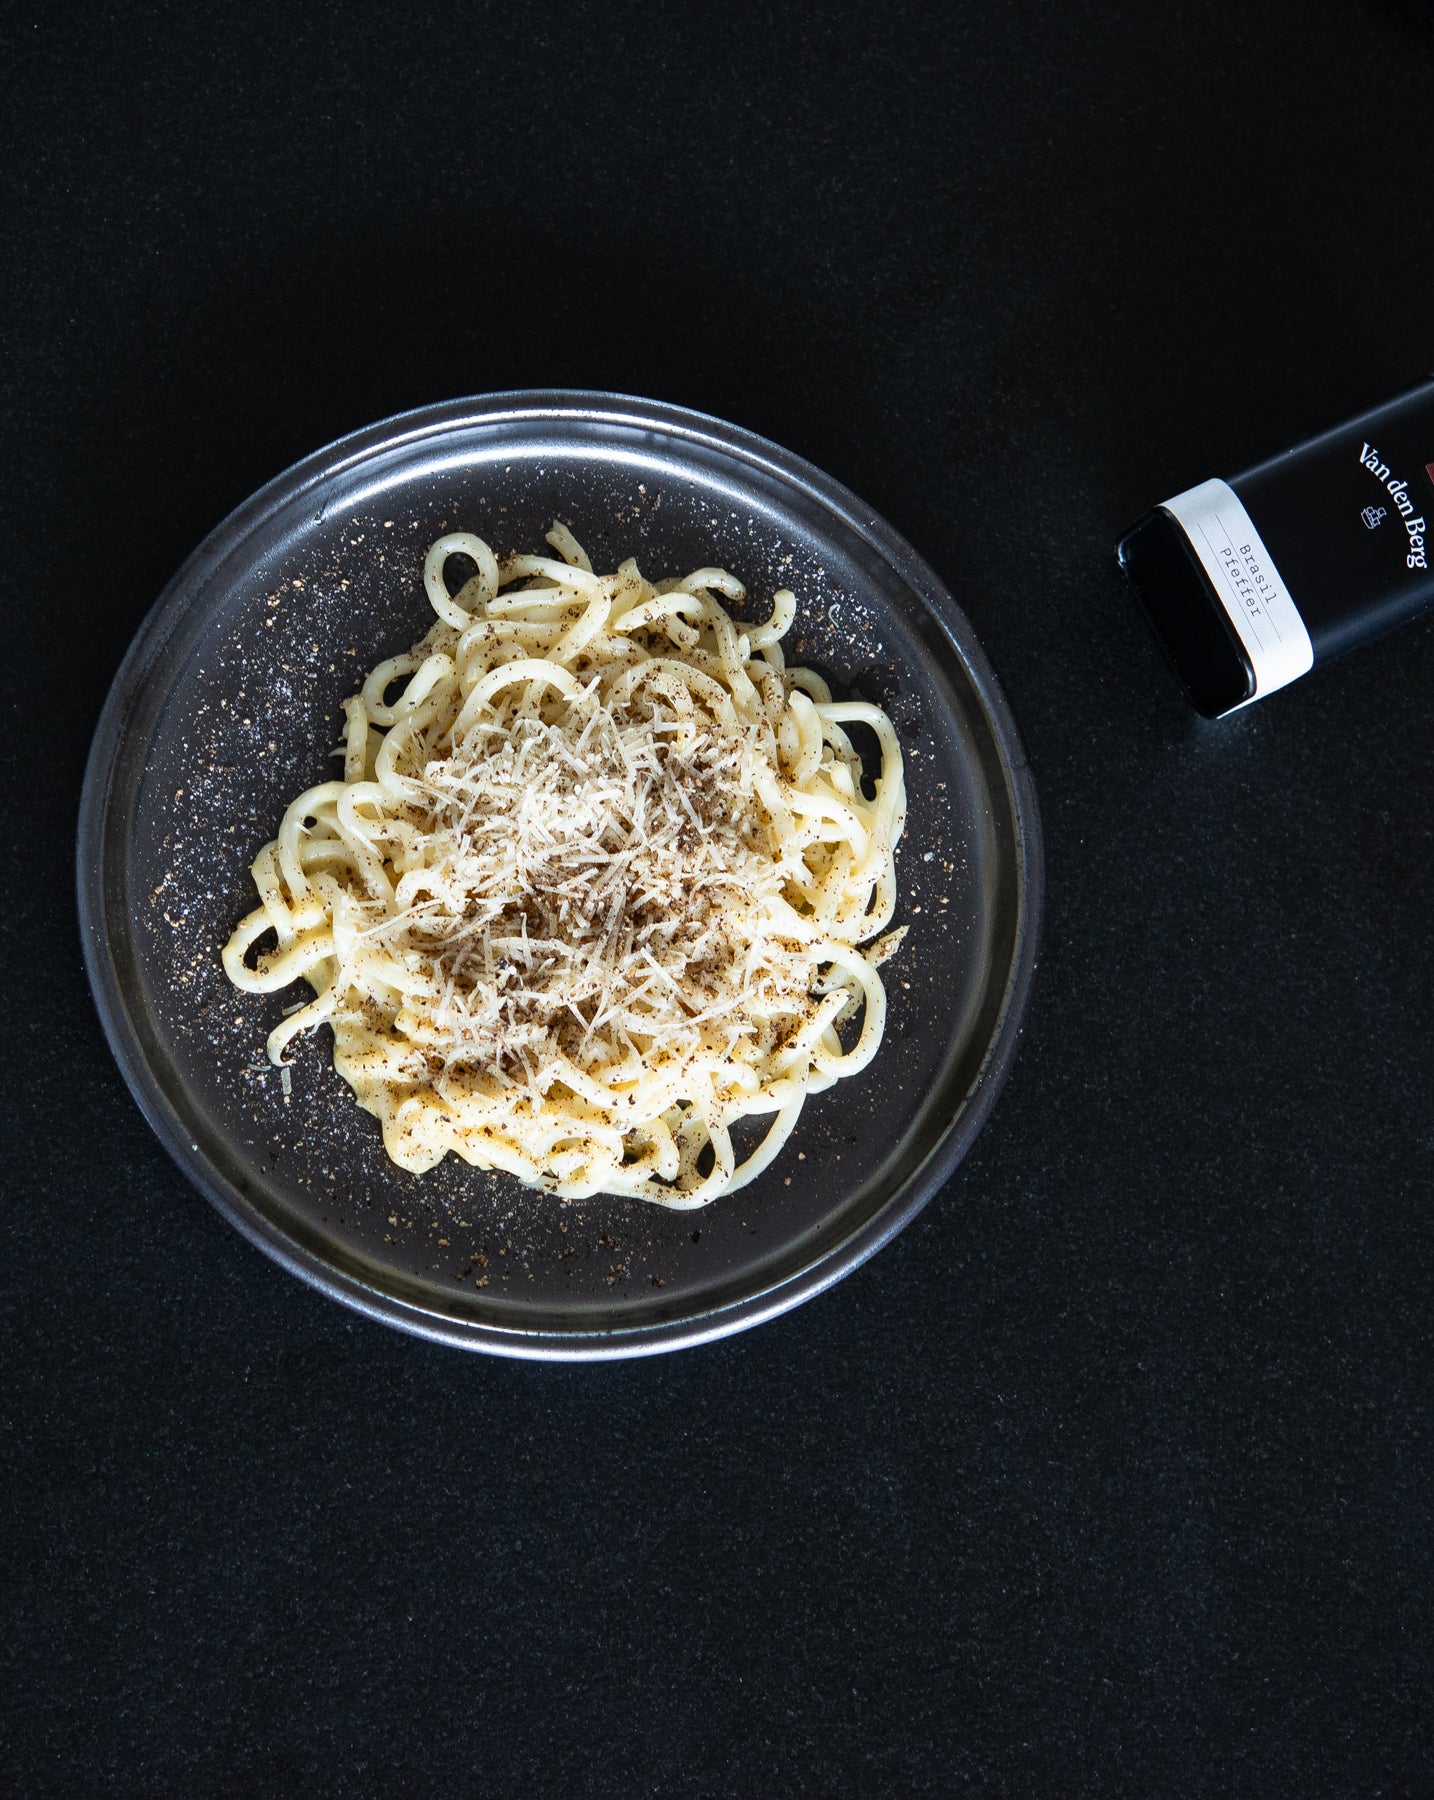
[221,525,906,1205]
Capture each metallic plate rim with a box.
[76,390,1044,1360]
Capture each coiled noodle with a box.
[222,524,906,1206]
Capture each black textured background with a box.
[5,2,1433,1794]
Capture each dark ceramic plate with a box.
[77,393,1042,1358]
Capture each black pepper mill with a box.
[1117,376,1434,715]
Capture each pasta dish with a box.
[222,523,906,1205]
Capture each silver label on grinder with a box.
[1161,478,1314,705]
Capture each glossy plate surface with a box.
[77,393,1042,1358]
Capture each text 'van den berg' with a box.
[1360,442,1429,569]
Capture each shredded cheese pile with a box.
[222,523,906,1205]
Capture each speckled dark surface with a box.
[6,1,1434,1793]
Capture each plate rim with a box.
[76,389,1044,1360]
